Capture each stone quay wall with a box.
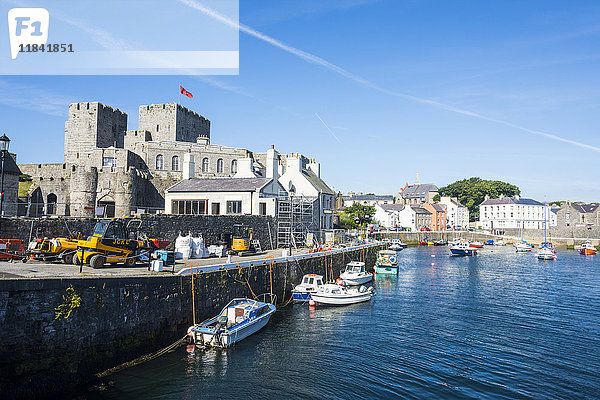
[0,214,279,251]
[0,245,381,399]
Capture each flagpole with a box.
[178,85,181,105]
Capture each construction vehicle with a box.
[28,235,80,264]
[74,219,158,268]
[228,224,257,256]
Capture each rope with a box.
[95,334,188,379]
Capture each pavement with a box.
[0,248,309,279]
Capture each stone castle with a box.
[18,102,287,217]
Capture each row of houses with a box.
[479,195,600,231]
[341,183,470,231]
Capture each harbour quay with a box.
[0,228,381,399]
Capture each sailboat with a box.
[514,220,533,252]
[537,203,556,261]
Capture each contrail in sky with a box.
[177,0,600,153]
[315,113,342,143]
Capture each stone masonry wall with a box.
[0,214,279,250]
[0,245,381,399]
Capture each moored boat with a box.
[374,250,398,274]
[469,241,484,248]
[310,283,374,306]
[339,261,373,285]
[494,240,507,246]
[388,238,407,251]
[514,241,533,252]
[579,241,597,255]
[537,247,556,260]
[187,294,276,348]
[450,242,477,256]
[292,274,324,302]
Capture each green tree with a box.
[432,194,441,203]
[339,203,376,229]
[438,177,520,222]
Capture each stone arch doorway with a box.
[47,193,57,215]
[98,197,116,218]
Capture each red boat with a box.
[468,241,484,248]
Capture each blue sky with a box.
[2,0,600,202]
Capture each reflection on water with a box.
[87,246,600,400]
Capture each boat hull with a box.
[292,291,313,302]
[340,275,373,285]
[450,249,476,256]
[311,292,373,306]
[374,266,398,274]
[191,307,275,348]
[580,248,597,255]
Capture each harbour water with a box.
[86,246,600,399]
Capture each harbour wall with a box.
[381,230,600,246]
[0,215,279,250]
[0,244,380,399]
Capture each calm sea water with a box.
[86,246,600,399]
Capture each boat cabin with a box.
[300,274,323,289]
[344,261,366,274]
[209,299,271,330]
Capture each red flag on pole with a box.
[180,85,193,98]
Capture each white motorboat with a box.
[187,294,276,348]
[339,261,373,285]
[388,238,407,251]
[292,274,324,302]
[310,283,374,306]
[537,247,556,260]
[374,250,399,274]
[514,241,533,252]
[494,240,507,246]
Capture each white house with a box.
[479,195,551,230]
[165,149,285,216]
[439,196,469,229]
[374,204,417,230]
[278,153,335,229]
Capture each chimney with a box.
[286,153,302,173]
[183,152,195,180]
[234,156,256,178]
[266,145,279,180]
[307,158,321,178]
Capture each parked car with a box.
[420,227,431,231]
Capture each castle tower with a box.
[138,103,210,144]
[69,166,98,217]
[64,102,128,164]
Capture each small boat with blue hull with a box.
[450,242,477,256]
[374,250,398,274]
[292,274,324,302]
[187,294,276,348]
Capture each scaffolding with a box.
[277,193,317,249]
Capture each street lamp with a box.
[0,134,11,216]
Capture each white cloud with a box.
[0,80,70,116]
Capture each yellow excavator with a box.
[74,219,156,268]
[228,224,256,256]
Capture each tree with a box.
[438,177,520,222]
[338,203,376,229]
[432,194,441,203]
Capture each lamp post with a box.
[0,134,11,217]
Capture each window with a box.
[202,157,209,173]
[227,200,242,214]
[171,200,207,215]
[211,203,220,215]
[259,202,267,216]
[156,154,164,170]
[217,158,224,173]
[103,157,116,167]
[231,159,238,174]
[172,155,180,171]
